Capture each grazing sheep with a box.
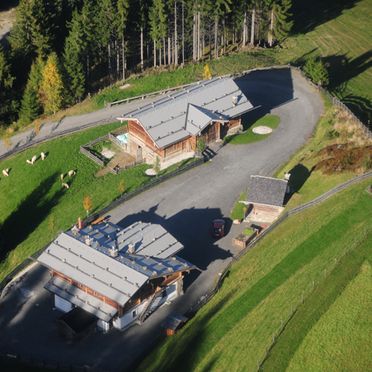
[60,173,65,181]
[26,159,33,165]
[40,152,46,160]
[2,168,9,177]
[62,182,70,189]
[68,170,76,177]
[31,155,37,164]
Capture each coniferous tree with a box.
[273,0,293,44]
[117,0,130,80]
[0,47,15,126]
[40,53,64,114]
[19,57,44,126]
[63,10,86,103]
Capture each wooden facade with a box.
[126,118,242,165]
[51,269,185,317]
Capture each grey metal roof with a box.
[120,77,254,148]
[38,221,195,307]
[247,175,288,207]
[45,276,117,322]
[38,232,148,306]
[70,221,184,259]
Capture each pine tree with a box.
[149,0,167,66]
[63,10,86,103]
[19,57,44,126]
[303,57,329,86]
[273,0,293,44]
[117,0,130,80]
[40,53,64,114]
[0,47,15,126]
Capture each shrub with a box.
[303,57,329,86]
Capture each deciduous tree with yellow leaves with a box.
[40,53,64,115]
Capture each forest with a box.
[0,0,293,130]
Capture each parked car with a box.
[211,219,225,238]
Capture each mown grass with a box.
[277,0,372,122]
[226,114,280,145]
[262,235,372,371]
[286,261,372,372]
[138,179,372,372]
[0,122,153,280]
[230,192,247,221]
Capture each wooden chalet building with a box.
[117,76,256,168]
[38,221,195,332]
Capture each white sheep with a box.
[60,173,65,181]
[62,182,70,189]
[68,170,76,177]
[2,168,9,177]
[31,155,37,164]
[40,152,46,160]
[26,159,33,165]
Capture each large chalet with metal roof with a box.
[37,221,195,332]
[117,76,256,168]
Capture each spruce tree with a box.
[19,57,44,126]
[0,47,15,126]
[117,0,130,80]
[63,10,86,103]
[40,53,64,114]
[274,0,293,44]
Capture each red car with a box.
[211,219,225,238]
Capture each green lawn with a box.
[0,122,154,280]
[284,261,372,372]
[262,235,371,371]
[226,114,280,145]
[230,192,247,220]
[138,179,372,372]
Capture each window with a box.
[132,310,137,318]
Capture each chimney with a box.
[85,236,92,246]
[109,245,119,257]
[232,96,238,106]
[127,243,135,254]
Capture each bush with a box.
[303,57,329,86]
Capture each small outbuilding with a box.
[245,175,289,224]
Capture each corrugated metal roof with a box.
[120,77,254,148]
[247,175,288,207]
[45,277,117,322]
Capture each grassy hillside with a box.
[262,239,371,371]
[275,94,371,209]
[0,122,154,280]
[138,179,372,371]
[278,0,372,123]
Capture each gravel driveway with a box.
[0,67,323,371]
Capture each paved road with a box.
[0,68,323,371]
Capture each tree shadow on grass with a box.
[292,0,360,35]
[0,173,64,261]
